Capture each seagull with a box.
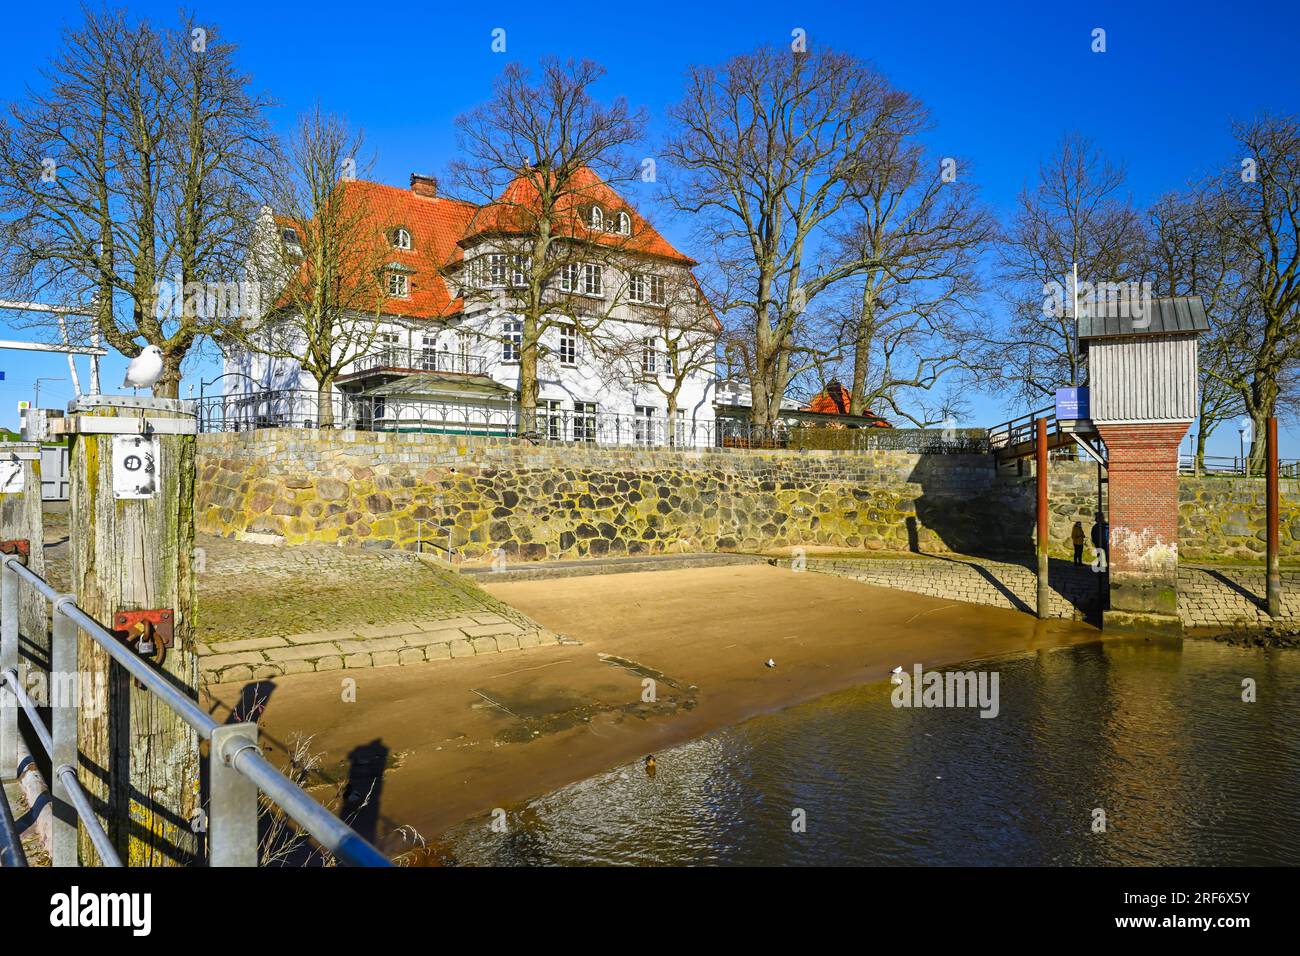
[765,658,776,668]
[123,345,164,393]
[891,665,905,685]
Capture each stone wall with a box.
[195,431,1296,564]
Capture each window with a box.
[573,402,597,442]
[663,343,675,375]
[634,405,657,446]
[629,273,665,305]
[673,409,687,447]
[281,228,302,256]
[558,262,579,293]
[617,212,631,235]
[386,273,409,298]
[511,255,531,287]
[542,399,564,441]
[489,254,507,288]
[641,337,657,374]
[558,326,577,366]
[502,319,522,362]
[581,263,603,297]
[590,206,604,230]
[393,227,412,250]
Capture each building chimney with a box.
[410,173,438,198]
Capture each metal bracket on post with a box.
[209,723,261,867]
[50,596,79,866]
[0,541,29,566]
[111,609,174,687]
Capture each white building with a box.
[221,170,719,447]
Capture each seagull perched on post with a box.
[122,345,164,394]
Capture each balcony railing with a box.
[349,347,488,377]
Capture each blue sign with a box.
[1056,387,1089,421]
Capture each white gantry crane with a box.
[0,299,108,398]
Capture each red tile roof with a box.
[803,383,892,426]
[276,169,698,322]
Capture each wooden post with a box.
[1036,417,1050,619]
[64,396,199,866]
[0,443,47,672]
[1267,417,1281,618]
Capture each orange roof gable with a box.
[459,166,695,266]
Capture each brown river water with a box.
[428,637,1300,865]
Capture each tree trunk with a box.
[666,395,678,447]
[850,290,876,417]
[518,319,539,436]
[152,351,183,399]
[316,380,335,429]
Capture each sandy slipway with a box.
[203,563,1107,856]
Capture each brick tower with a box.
[1079,296,1209,633]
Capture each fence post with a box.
[1266,417,1281,618]
[64,395,200,866]
[50,598,78,866]
[1036,417,1050,619]
[0,558,17,781]
[0,442,47,676]
[209,723,260,866]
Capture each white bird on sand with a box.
[891,665,905,685]
[765,658,776,668]
[122,345,164,392]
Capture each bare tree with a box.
[1144,188,1245,469]
[975,133,1146,405]
[0,9,272,396]
[826,122,993,424]
[445,58,648,433]
[662,46,921,432]
[1213,114,1300,470]
[598,272,719,443]
[235,108,385,427]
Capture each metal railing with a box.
[349,346,488,378]
[194,389,992,454]
[0,552,391,868]
[1179,454,1300,478]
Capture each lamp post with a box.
[1238,421,1249,477]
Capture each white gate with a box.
[40,446,69,501]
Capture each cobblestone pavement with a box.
[42,508,557,683]
[806,555,1101,621]
[806,554,1299,628]
[1179,566,1300,627]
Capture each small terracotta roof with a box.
[803,382,891,427]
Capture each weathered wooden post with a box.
[1036,417,1050,619]
[61,396,199,866]
[1266,417,1281,618]
[0,442,47,670]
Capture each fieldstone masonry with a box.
[196,431,1298,566]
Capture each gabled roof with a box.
[1077,295,1209,340]
[801,382,892,427]
[340,181,478,319]
[273,168,700,323]
[456,165,695,266]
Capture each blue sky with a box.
[1,0,1297,456]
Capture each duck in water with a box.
[644,755,657,779]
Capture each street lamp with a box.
[1238,421,1250,477]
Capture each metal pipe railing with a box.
[0,554,391,867]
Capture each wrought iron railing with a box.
[195,389,993,455]
[349,347,488,377]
